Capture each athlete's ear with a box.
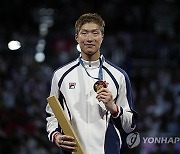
[75,34,78,42]
[101,34,104,43]
[102,34,104,40]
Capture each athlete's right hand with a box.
[54,133,77,152]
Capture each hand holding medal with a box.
[94,80,111,104]
[93,81,108,111]
[94,81,118,115]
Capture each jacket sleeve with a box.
[113,72,137,133]
[46,72,61,142]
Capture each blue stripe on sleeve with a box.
[58,62,79,89]
[105,60,134,109]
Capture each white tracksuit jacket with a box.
[46,55,137,154]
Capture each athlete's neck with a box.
[81,53,100,61]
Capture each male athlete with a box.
[46,13,137,154]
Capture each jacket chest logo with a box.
[69,82,76,89]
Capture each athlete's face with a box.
[75,23,104,61]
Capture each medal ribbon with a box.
[79,56,104,81]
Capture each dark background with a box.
[0,0,179,153]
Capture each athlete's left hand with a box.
[96,88,117,114]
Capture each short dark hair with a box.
[75,13,105,35]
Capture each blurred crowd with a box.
[0,0,180,154]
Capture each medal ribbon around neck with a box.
[78,56,104,81]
